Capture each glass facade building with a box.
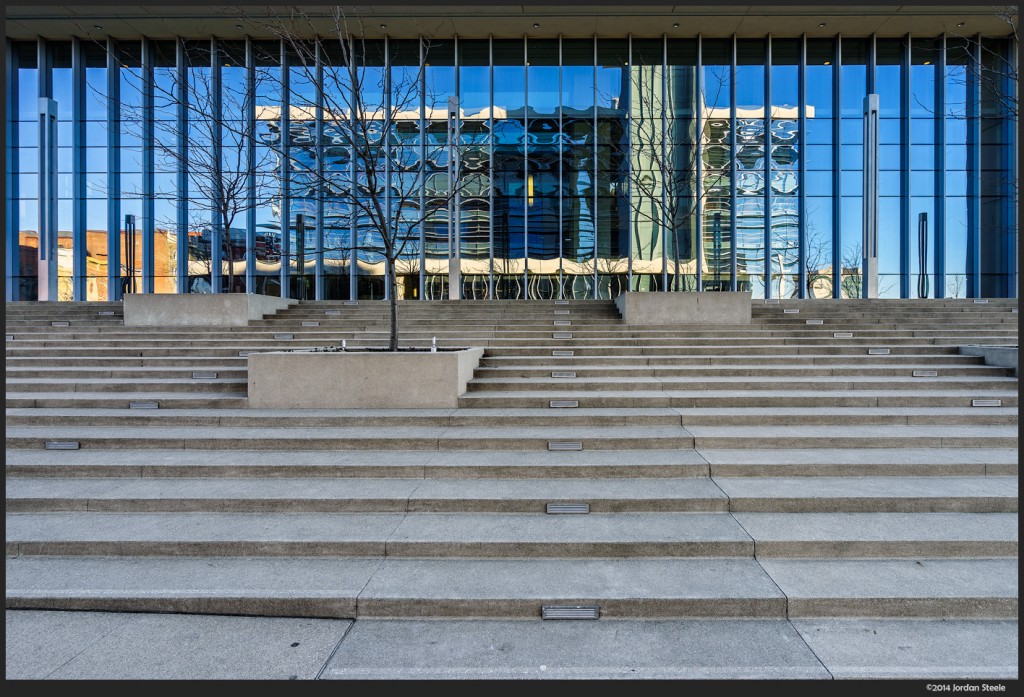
[5,33,1017,301]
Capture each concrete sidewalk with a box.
[5,610,1018,680]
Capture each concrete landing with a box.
[8,611,1016,680]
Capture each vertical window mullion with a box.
[106,39,121,300]
[142,37,155,294]
[695,35,703,292]
[349,36,358,301]
[210,38,222,293]
[592,34,598,298]
[522,35,528,296]
[899,33,911,298]
[764,36,773,298]
[967,34,981,298]
[176,39,188,294]
[798,34,807,298]
[729,34,737,291]
[626,33,633,287]
[279,40,290,298]
[934,34,946,297]
[314,41,324,300]
[558,34,564,297]
[418,35,426,300]
[245,38,256,294]
[831,36,841,298]
[661,33,668,291]
[487,35,494,299]
[72,37,87,299]
[5,40,18,300]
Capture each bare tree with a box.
[803,219,835,299]
[245,7,472,350]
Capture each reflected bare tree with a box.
[619,55,734,291]
[244,6,473,350]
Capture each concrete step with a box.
[7,510,1016,558]
[458,391,1019,409]
[3,556,788,619]
[474,364,1014,378]
[701,448,1017,477]
[5,378,248,393]
[730,512,1017,557]
[6,556,1016,623]
[5,511,755,557]
[6,367,249,380]
[4,448,711,479]
[4,357,249,368]
[465,376,1017,392]
[2,407,685,428]
[6,476,1015,514]
[3,477,730,513]
[6,393,250,409]
[715,476,1017,512]
[4,425,698,451]
[684,425,1017,449]
[5,406,1017,427]
[478,354,991,366]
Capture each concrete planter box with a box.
[124,293,296,327]
[959,345,1019,377]
[248,348,485,408]
[615,291,752,325]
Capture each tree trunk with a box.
[223,217,235,293]
[388,259,399,352]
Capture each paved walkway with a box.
[6,610,1018,680]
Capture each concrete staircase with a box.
[5,297,1019,670]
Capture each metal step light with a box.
[238,350,253,357]
[549,400,580,408]
[546,503,590,514]
[5,335,13,341]
[273,333,294,340]
[553,320,572,326]
[972,399,1002,407]
[554,300,570,305]
[45,441,80,450]
[344,300,359,305]
[764,299,780,304]
[542,605,600,620]
[548,441,583,451]
[833,332,854,338]
[129,401,159,409]
[552,350,575,357]
[912,370,938,377]
[301,321,320,327]
[324,310,342,315]
[806,319,823,325]
[97,311,115,316]
[553,332,573,339]
[192,371,218,379]
[974,299,989,304]
[868,348,891,355]
[783,309,800,314]
[554,310,571,315]
[551,371,577,378]
[51,321,70,326]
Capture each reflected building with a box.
[5,7,1017,301]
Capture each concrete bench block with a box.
[124,294,297,327]
[248,348,485,408]
[959,345,1019,377]
[615,291,752,325]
